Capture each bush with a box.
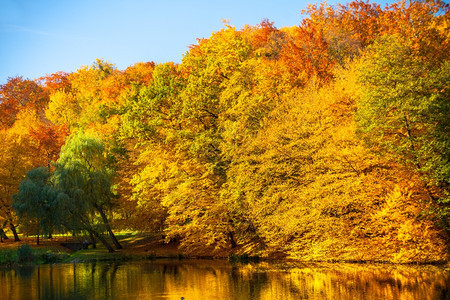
[17,244,34,263]
[41,251,58,263]
[0,250,17,265]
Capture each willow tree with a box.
[54,132,122,250]
[13,167,60,245]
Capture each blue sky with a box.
[0,0,387,84]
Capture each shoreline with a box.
[0,235,448,268]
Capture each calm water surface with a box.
[0,259,448,300]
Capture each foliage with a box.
[1,0,448,262]
[0,249,17,265]
[17,244,34,263]
[0,124,36,241]
[356,34,449,231]
[13,167,62,238]
[55,132,115,211]
[53,131,121,251]
[0,76,47,128]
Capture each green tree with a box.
[54,132,122,250]
[12,167,60,245]
[356,34,449,230]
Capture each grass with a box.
[0,246,71,266]
[65,248,132,263]
[0,245,136,266]
[0,232,187,266]
[0,231,261,267]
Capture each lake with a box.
[0,260,448,299]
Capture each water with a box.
[0,260,448,299]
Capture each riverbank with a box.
[0,233,163,266]
[0,233,448,267]
[0,232,226,266]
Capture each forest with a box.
[0,0,448,263]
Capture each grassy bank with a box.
[0,244,70,266]
[0,233,447,267]
[0,233,189,266]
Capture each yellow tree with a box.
[0,111,39,241]
[46,91,80,128]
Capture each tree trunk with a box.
[89,231,97,249]
[0,228,8,240]
[66,209,114,252]
[87,227,114,253]
[36,226,40,245]
[228,231,237,248]
[9,222,20,241]
[97,207,122,249]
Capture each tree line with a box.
[0,0,448,262]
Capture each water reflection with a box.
[0,260,448,300]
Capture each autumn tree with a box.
[279,20,335,86]
[29,123,68,169]
[356,34,449,230]
[0,76,47,128]
[0,0,448,262]
[0,129,35,241]
[37,71,71,94]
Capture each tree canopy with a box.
[3,0,449,263]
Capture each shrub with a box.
[17,244,34,263]
[41,251,58,263]
[0,250,17,265]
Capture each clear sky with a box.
[0,0,385,85]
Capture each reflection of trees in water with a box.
[9,262,122,300]
[231,265,269,300]
[265,265,450,300]
[0,261,448,299]
[73,262,122,299]
[15,265,35,278]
